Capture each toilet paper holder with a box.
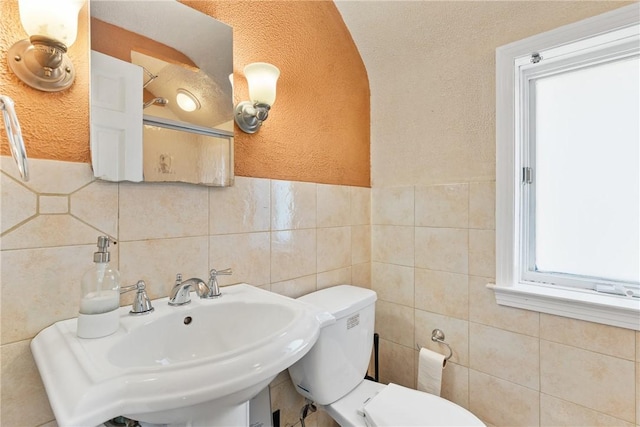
[417,329,453,361]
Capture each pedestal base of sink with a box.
[122,376,273,426]
[121,401,249,427]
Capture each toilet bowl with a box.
[288,285,485,427]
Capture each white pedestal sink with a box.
[31,284,329,426]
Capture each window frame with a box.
[520,29,639,293]
[491,3,640,331]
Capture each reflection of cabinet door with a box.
[90,51,143,182]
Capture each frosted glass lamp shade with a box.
[18,0,84,47]
[244,62,280,106]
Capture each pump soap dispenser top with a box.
[77,236,121,339]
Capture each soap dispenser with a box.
[77,236,121,339]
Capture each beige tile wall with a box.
[0,157,370,427]
[2,158,637,427]
[372,181,639,427]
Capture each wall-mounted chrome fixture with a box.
[142,66,158,89]
[0,95,29,181]
[7,0,84,92]
[143,97,168,109]
[234,62,280,134]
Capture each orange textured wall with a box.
[185,1,370,186]
[0,0,370,187]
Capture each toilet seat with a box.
[363,383,484,426]
[324,380,485,427]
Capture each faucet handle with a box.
[204,268,230,299]
[175,273,183,285]
[210,268,232,276]
[120,280,154,315]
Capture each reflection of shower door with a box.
[90,51,143,182]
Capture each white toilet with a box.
[288,285,485,427]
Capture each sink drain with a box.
[183,316,193,325]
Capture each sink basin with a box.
[31,284,326,426]
[108,301,297,368]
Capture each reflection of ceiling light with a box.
[176,89,200,112]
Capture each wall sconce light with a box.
[7,0,84,92]
[234,62,280,134]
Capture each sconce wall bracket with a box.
[7,36,75,92]
[234,101,271,134]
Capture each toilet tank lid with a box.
[298,285,377,320]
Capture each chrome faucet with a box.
[168,268,232,306]
[168,274,208,306]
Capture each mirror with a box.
[90,1,234,186]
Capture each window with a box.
[492,4,640,330]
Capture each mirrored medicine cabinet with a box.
[90,1,234,186]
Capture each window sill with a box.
[488,282,640,331]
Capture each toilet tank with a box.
[288,285,376,405]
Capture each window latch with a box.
[595,283,638,298]
[522,167,533,184]
[530,52,543,64]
